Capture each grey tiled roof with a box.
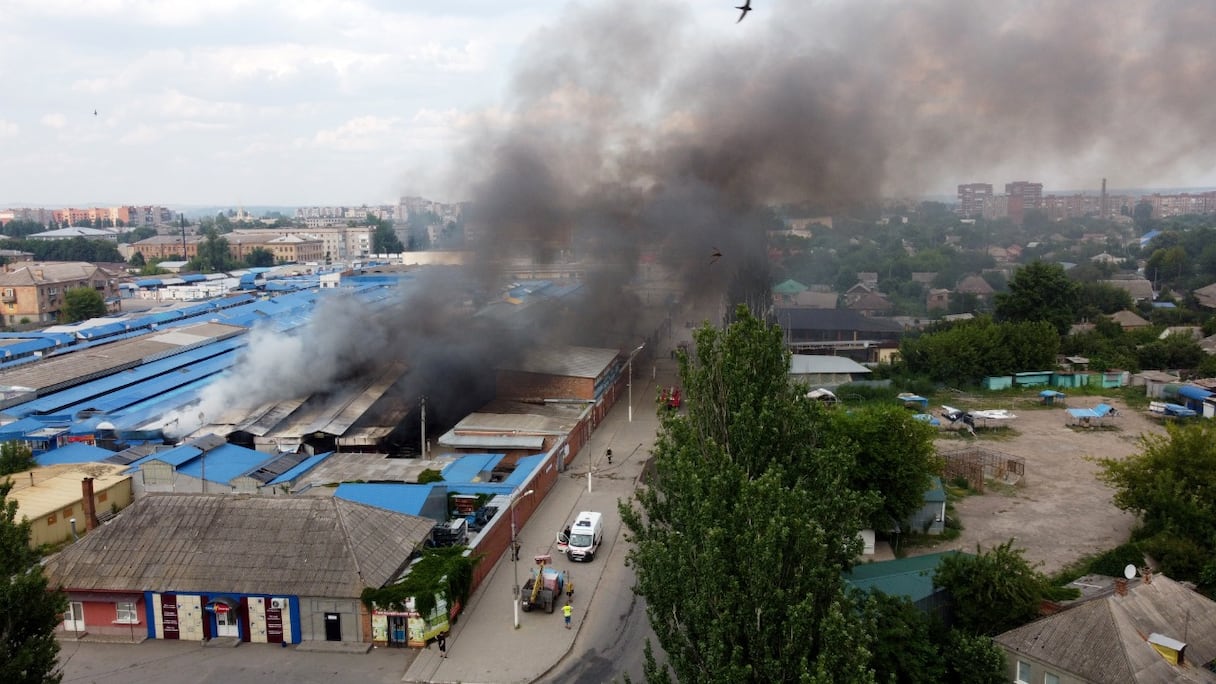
[41,493,435,598]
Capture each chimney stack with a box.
[1114,578,1128,596]
[81,477,100,531]
[1100,177,1108,219]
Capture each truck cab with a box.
[566,511,603,562]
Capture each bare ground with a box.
[906,396,1167,574]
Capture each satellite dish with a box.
[1123,564,1136,579]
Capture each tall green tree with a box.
[993,261,1078,336]
[59,287,107,323]
[0,442,36,477]
[244,247,275,267]
[190,229,233,272]
[823,406,940,530]
[371,217,404,254]
[1098,421,1216,558]
[933,541,1055,636]
[621,307,879,683]
[1,479,67,684]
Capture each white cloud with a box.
[40,113,67,129]
[309,115,401,151]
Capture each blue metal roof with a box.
[135,278,163,288]
[441,453,506,483]
[140,444,202,468]
[76,322,130,340]
[180,274,206,283]
[5,338,242,418]
[176,443,269,483]
[0,416,57,441]
[266,451,333,485]
[1177,385,1212,401]
[503,454,547,487]
[335,482,434,516]
[34,442,117,466]
[0,337,60,358]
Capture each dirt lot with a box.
[907,396,1168,575]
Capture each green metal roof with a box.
[923,476,946,503]
[845,551,966,603]
[772,279,808,295]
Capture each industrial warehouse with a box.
[5,265,660,648]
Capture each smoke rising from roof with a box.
[174,0,1216,438]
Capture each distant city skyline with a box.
[4,1,1216,209]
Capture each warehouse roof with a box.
[498,345,619,379]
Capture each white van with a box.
[566,511,603,562]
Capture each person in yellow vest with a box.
[562,600,573,629]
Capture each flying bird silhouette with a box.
[93,109,98,116]
[735,0,752,23]
[709,247,723,265]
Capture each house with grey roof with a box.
[995,573,1216,683]
[789,354,872,388]
[41,493,435,645]
[1101,277,1155,303]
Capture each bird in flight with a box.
[93,109,98,116]
[709,247,723,265]
[735,0,752,23]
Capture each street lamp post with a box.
[510,488,534,630]
[627,343,645,423]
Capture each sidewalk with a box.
[403,354,680,684]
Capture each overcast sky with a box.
[0,0,730,207]
[3,0,1216,209]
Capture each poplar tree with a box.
[1,479,67,684]
[621,307,878,683]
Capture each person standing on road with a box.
[562,601,573,629]
[436,631,448,658]
[565,573,574,602]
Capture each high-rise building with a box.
[1005,181,1043,224]
[957,183,993,218]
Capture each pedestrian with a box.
[565,575,574,602]
[606,448,612,465]
[436,630,448,658]
[562,600,573,629]
[512,540,521,561]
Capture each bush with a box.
[417,468,444,484]
[1085,542,1147,579]
[1139,533,1208,581]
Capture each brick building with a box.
[0,262,121,325]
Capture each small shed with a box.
[1039,390,1066,406]
[982,375,1013,391]
[897,393,929,410]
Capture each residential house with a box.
[772,279,808,304]
[41,493,435,644]
[846,291,894,317]
[1159,326,1203,341]
[0,262,121,325]
[1101,277,1155,303]
[926,288,951,312]
[902,476,947,535]
[1110,309,1151,331]
[791,290,838,308]
[955,274,995,302]
[995,573,1216,683]
[1193,282,1216,310]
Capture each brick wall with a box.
[495,370,595,401]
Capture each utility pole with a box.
[420,395,427,457]
[179,214,187,261]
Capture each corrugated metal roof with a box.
[499,345,620,379]
[790,354,873,375]
[503,454,548,487]
[34,442,117,466]
[175,443,271,483]
[845,551,964,603]
[441,454,506,483]
[266,451,333,486]
[438,433,546,450]
[334,482,435,517]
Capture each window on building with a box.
[48,287,58,296]
[47,514,56,525]
[98,491,107,502]
[1016,661,1032,684]
[1044,673,1060,684]
[116,601,138,624]
[62,506,73,517]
